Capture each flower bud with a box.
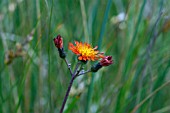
[53,35,63,49]
[91,63,102,72]
[100,56,113,66]
[91,56,113,72]
[53,35,66,59]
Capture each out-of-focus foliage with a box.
[0,0,170,113]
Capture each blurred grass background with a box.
[0,0,170,113]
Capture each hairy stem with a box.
[73,61,81,75]
[60,76,75,113]
[60,62,83,113]
[78,69,91,76]
[64,58,73,76]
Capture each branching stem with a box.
[64,58,73,76]
[78,69,91,76]
[60,76,75,113]
[60,61,84,113]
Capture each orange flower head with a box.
[69,41,104,61]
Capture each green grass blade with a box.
[85,0,112,113]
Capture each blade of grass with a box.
[152,105,170,113]
[0,72,3,113]
[97,0,112,50]
[114,0,146,112]
[85,0,112,113]
[1,30,21,113]
[36,0,43,112]
[80,0,89,43]
[47,0,54,112]
[122,0,146,80]
[136,1,163,112]
[14,21,40,113]
[131,80,170,113]
[84,0,100,112]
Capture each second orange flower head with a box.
[69,41,104,61]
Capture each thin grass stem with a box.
[131,80,170,113]
[47,0,54,112]
[85,0,112,113]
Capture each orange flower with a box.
[69,41,104,61]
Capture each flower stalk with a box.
[60,63,82,113]
[78,69,91,76]
[60,75,75,113]
[64,58,73,76]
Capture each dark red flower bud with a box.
[91,56,113,72]
[53,35,66,59]
[100,56,113,66]
[53,35,63,49]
